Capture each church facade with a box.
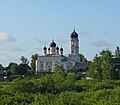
[36,29,81,73]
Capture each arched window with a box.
[48,65,52,72]
[67,64,70,69]
[40,63,43,70]
[61,64,64,68]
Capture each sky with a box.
[0,0,120,66]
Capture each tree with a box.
[88,50,119,81]
[31,54,38,71]
[20,56,29,64]
[0,64,4,75]
[101,50,119,80]
[5,62,18,76]
[52,65,66,93]
[17,64,31,75]
[54,64,65,73]
[79,54,87,62]
[114,46,120,58]
[9,63,18,74]
[100,50,106,55]
[88,54,102,81]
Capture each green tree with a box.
[79,54,87,62]
[52,65,66,93]
[9,63,18,74]
[17,64,31,75]
[0,64,4,75]
[114,46,120,58]
[88,54,102,81]
[5,62,16,76]
[31,54,38,71]
[100,50,106,55]
[88,50,119,80]
[5,62,19,75]
[54,64,65,73]
[20,56,29,64]
[101,50,119,80]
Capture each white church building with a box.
[36,29,84,73]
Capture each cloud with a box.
[80,31,91,37]
[89,40,111,47]
[0,32,16,42]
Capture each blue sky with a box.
[0,0,120,66]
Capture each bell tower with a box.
[70,29,79,55]
[69,29,80,62]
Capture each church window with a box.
[40,63,43,70]
[72,50,74,53]
[72,41,74,46]
[48,65,52,72]
[67,64,70,69]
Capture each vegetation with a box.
[20,56,29,65]
[114,46,120,58]
[31,54,38,71]
[0,76,119,104]
[88,50,120,81]
[0,56,31,81]
[79,54,87,62]
[0,48,120,104]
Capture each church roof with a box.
[68,62,88,73]
[43,46,47,50]
[50,41,56,47]
[43,54,62,57]
[56,46,59,50]
[48,47,50,50]
[60,47,63,51]
[70,29,78,38]
[62,57,73,61]
[112,58,120,64]
[46,54,59,56]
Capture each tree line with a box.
[88,47,120,81]
[0,54,38,79]
[0,65,119,105]
[0,47,120,81]
[0,47,120,104]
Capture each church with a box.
[36,29,87,73]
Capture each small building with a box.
[68,62,88,79]
[112,58,120,75]
[68,62,88,73]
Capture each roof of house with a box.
[61,57,73,62]
[68,62,88,73]
[38,54,66,58]
[112,58,120,64]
